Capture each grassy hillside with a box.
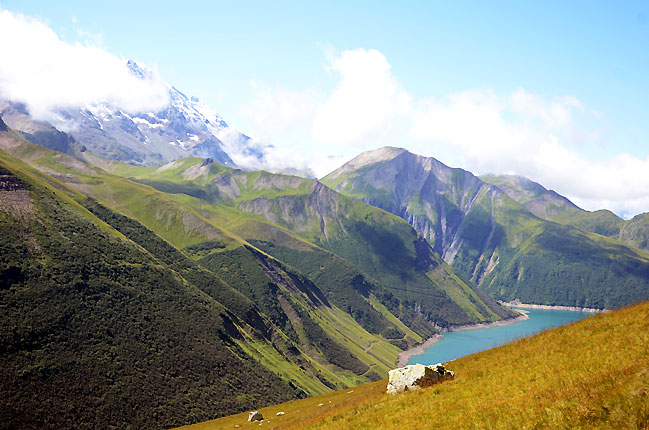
[0,151,305,429]
[113,157,512,326]
[182,300,649,430]
[2,132,510,328]
[0,127,513,419]
[0,136,414,395]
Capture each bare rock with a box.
[248,411,263,422]
[386,363,454,394]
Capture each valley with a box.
[2,5,648,429]
[0,121,514,428]
[2,70,649,429]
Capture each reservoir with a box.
[408,307,593,365]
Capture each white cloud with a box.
[237,48,411,177]
[240,48,649,216]
[410,88,649,217]
[312,48,411,146]
[0,9,169,123]
[238,82,320,141]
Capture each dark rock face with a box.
[0,166,26,191]
[0,116,7,132]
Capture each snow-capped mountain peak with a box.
[1,59,269,171]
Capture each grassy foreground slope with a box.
[184,300,649,429]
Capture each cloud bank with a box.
[240,48,649,218]
[0,9,169,124]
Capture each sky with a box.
[0,1,648,217]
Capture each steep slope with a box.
[115,157,513,327]
[185,299,649,430]
[322,147,649,309]
[0,130,413,394]
[482,173,649,251]
[0,151,304,429]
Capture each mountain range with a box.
[1,76,649,429]
[322,147,649,309]
[0,61,259,168]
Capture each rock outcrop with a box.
[248,411,263,422]
[386,363,454,394]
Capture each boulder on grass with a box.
[386,363,454,394]
[248,411,263,422]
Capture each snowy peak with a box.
[1,60,261,168]
[126,59,153,80]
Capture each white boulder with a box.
[248,411,263,422]
[386,363,454,394]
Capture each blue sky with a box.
[1,1,648,216]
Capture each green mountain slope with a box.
[322,147,649,309]
[0,130,516,428]
[482,173,649,251]
[0,130,412,395]
[0,152,304,429]
[111,156,512,326]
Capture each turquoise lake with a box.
[408,307,593,365]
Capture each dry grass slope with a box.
[181,300,649,429]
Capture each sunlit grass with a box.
[183,301,649,429]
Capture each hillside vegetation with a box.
[111,156,512,326]
[182,300,649,430]
[0,152,303,429]
[0,137,413,408]
[323,147,649,309]
[0,125,518,428]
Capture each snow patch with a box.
[132,117,164,128]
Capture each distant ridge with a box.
[323,146,649,309]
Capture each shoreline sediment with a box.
[447,310,529,332]
[499,300,609,313]
[396,310,529,366]
[396,334,443,367]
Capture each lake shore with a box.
[396,311,529,366]
[396,334,443,367]
[447,310,530,332]
[499,300,610,313]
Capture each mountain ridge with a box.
[322,146,649,309]
[482,172,649,251]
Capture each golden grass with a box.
[174,379,387,430]
[179,300,649,430]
